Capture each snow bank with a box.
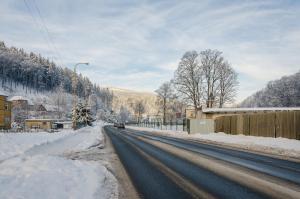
[0,131,70,161]
[128,126,188,137]
[25,125,104,156]
[0,122,118,199]
[190,132,300,157]
[128,126,300,159]
[0,155,117,199]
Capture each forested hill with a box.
[240,71,300,107]
[0,41,111,100]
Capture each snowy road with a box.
[104,126,300,199]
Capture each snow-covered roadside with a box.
[0,131,70,161]
[0,122,118,199]
[128,126,300,159]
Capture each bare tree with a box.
[173,50,239,112]
[134,100,145,123]
[200,49,224,108]
[52,84,66,119]
[173,51,203,116]
[218,62,238,107]
[155,81,175,124]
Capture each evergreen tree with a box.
[72,102,95,128]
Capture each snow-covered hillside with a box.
[0,82,73,113]
[110,87,158,115]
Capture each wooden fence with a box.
[215,111,300,140]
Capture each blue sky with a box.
[1,0,300,102]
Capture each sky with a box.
[0,0,299,103]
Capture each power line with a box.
[31,0,65,68]
[23,0,64,68]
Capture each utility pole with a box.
[72,62,89,130]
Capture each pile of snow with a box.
[0,122,118,199]
[25,125,104,157]
[190,132,300,157]
[128,126,300,159]
[0,131,70,161]
[128,126,188,137]
[0,155,117,199]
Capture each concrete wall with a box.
[188,119,214,134]
[25,120,53,130]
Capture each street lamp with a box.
[72,62,89,130]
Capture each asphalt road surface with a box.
[104,126,300,199]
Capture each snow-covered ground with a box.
[128,126,300,159]
[0,131,69,161]
[0,122,118,199]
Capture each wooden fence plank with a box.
[230,115,238,135]
[213,111,299,139]
[224,116,231,134]
[295,111,300,140]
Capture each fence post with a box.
[160,120,162,130]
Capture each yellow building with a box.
[0,95,12,129]
[25,119,55,130]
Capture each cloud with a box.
[0,0,299,103]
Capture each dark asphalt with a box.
[129,129,300,185]
[104,126,273,199]
[105,126,193,199]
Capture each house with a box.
[25,119,55,130]
[10,96,29,109]
[10,96,30,124]
[28,104,47,112]
[0,94,12,129]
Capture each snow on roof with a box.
[9,96,28,101]
[25,119,56,121]
[0,92,7,97]
[54,121,72,124]
[44,104,57,111]
[9,96,34,105]
[202,107,300,113]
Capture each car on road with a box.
[114,122,125,129]
[118,123,125,129]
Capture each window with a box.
[4,117,10,124]
[4,103,9,110]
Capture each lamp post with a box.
[72,62,89,130]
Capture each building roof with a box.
[202,107,300,113]
[25,119,56,121]
[0,93,8,97]
[9,96,28,101]
[54,121,72,124]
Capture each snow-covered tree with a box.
[0,40,114,117]
[72,102,94,128]
[240,71,300,107]
[118,106,131,123]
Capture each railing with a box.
[127,119,187,132]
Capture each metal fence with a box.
[215,111,300,140]
[128,119,187,132]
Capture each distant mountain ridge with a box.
[240,71,300,107]
[109,87,158,115]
